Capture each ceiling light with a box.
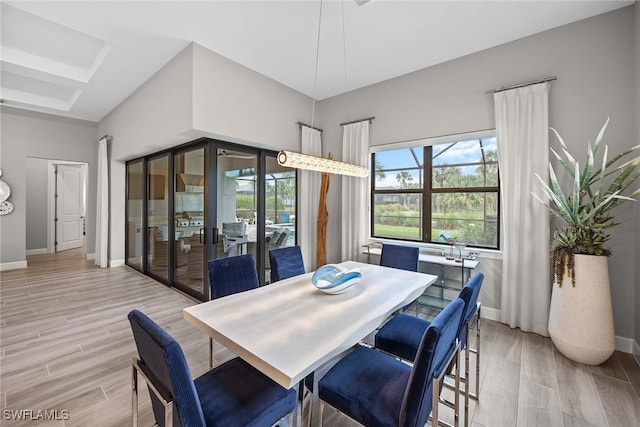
[277,151,369,178]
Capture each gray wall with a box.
[0,106,98,265]
[98,43,315,264]
[318,6,636,341]
[25,157,49,251]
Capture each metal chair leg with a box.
[209,337,214,369]
[319,400,325,427]
[432,376,439,427]
[132,358,138,427]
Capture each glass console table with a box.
[362,242,480,309]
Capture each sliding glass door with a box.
[173,144,207,296]
[125,139,296,301]
[147,154,170,282]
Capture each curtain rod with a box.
[340,116,375,127]
[486,76,557,94]
[297,121,323,133]
[99,135,113,143]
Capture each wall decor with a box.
[0,169,14,215]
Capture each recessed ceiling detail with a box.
[0,3,110,112]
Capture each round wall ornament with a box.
[0,169,14,215]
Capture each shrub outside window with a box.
[371,136,500,249]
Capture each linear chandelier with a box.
[277,150,369,178]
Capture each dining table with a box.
[183,260,438,391]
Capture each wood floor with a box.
[1,249,639,427]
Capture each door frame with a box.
[47,160,88,254]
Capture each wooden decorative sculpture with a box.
[316,155,332,267]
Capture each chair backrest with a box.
[380,244,419,272]
[269,245,305,283]
[457,272,484,346]
[400,298,464,427]
[208,254,259,299]
[128,310,205,427]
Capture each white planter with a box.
[548,254,615,365]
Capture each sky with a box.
[375,137,497,188]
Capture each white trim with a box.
[47,159,88,254]
[481,307,638,355]
[47,161,56,253]
[26,248,48,256]
[371,128,496,153]
[85,252,96,260]
[479,306,500,322]
[109,258,125,267]
[0,261,28,271]
[614,335,636,354]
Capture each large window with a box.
[372,135,499,249]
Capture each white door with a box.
[56,165,85,251]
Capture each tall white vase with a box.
[548,254,615,365]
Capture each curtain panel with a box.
[341,121,370,262]
[300,126,322,271]
[95,137,109,268]
[494,82,551,336]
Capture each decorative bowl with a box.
[311,264,361,294]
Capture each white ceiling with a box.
[1,0,634,122]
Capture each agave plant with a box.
[533,118,640,286]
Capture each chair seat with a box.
[196,358,296,427]
[318,346,411,427]
[375,314,430,362]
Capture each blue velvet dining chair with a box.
[317,297,464,427]
[128,309,296,427]
[380,243,420,312]
[374,272,485,427]
[207,254,259,367]
[269,245,305,283]
[379,243,419,272]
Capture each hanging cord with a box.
[341,0,349,115]
[310,0,324,130]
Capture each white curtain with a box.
[95,137,109,268]
[341,121,370,262]
[494,82,551,336]
[300,126,322,271]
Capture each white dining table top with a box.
[183,261,437,389]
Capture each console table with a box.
[362,243,480,309]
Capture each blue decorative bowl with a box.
[311,264,361,294]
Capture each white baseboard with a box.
[0,260,28,271]
[109,258,125,267]
[614,335,636,354]
[26,248,48,256]
[479,306,500,322]
[480,307,636,355]
[85,253,95,260]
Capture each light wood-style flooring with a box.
[1,249,639,426]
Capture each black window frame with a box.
[371,136,500,250]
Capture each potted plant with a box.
[534,118,640,365]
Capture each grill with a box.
[185,211,204,227]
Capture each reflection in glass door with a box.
[147,154,170,281]
[174,146,206,297]
[264,156,297,280]
[126,160,144,270]
[214,148,258,269]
